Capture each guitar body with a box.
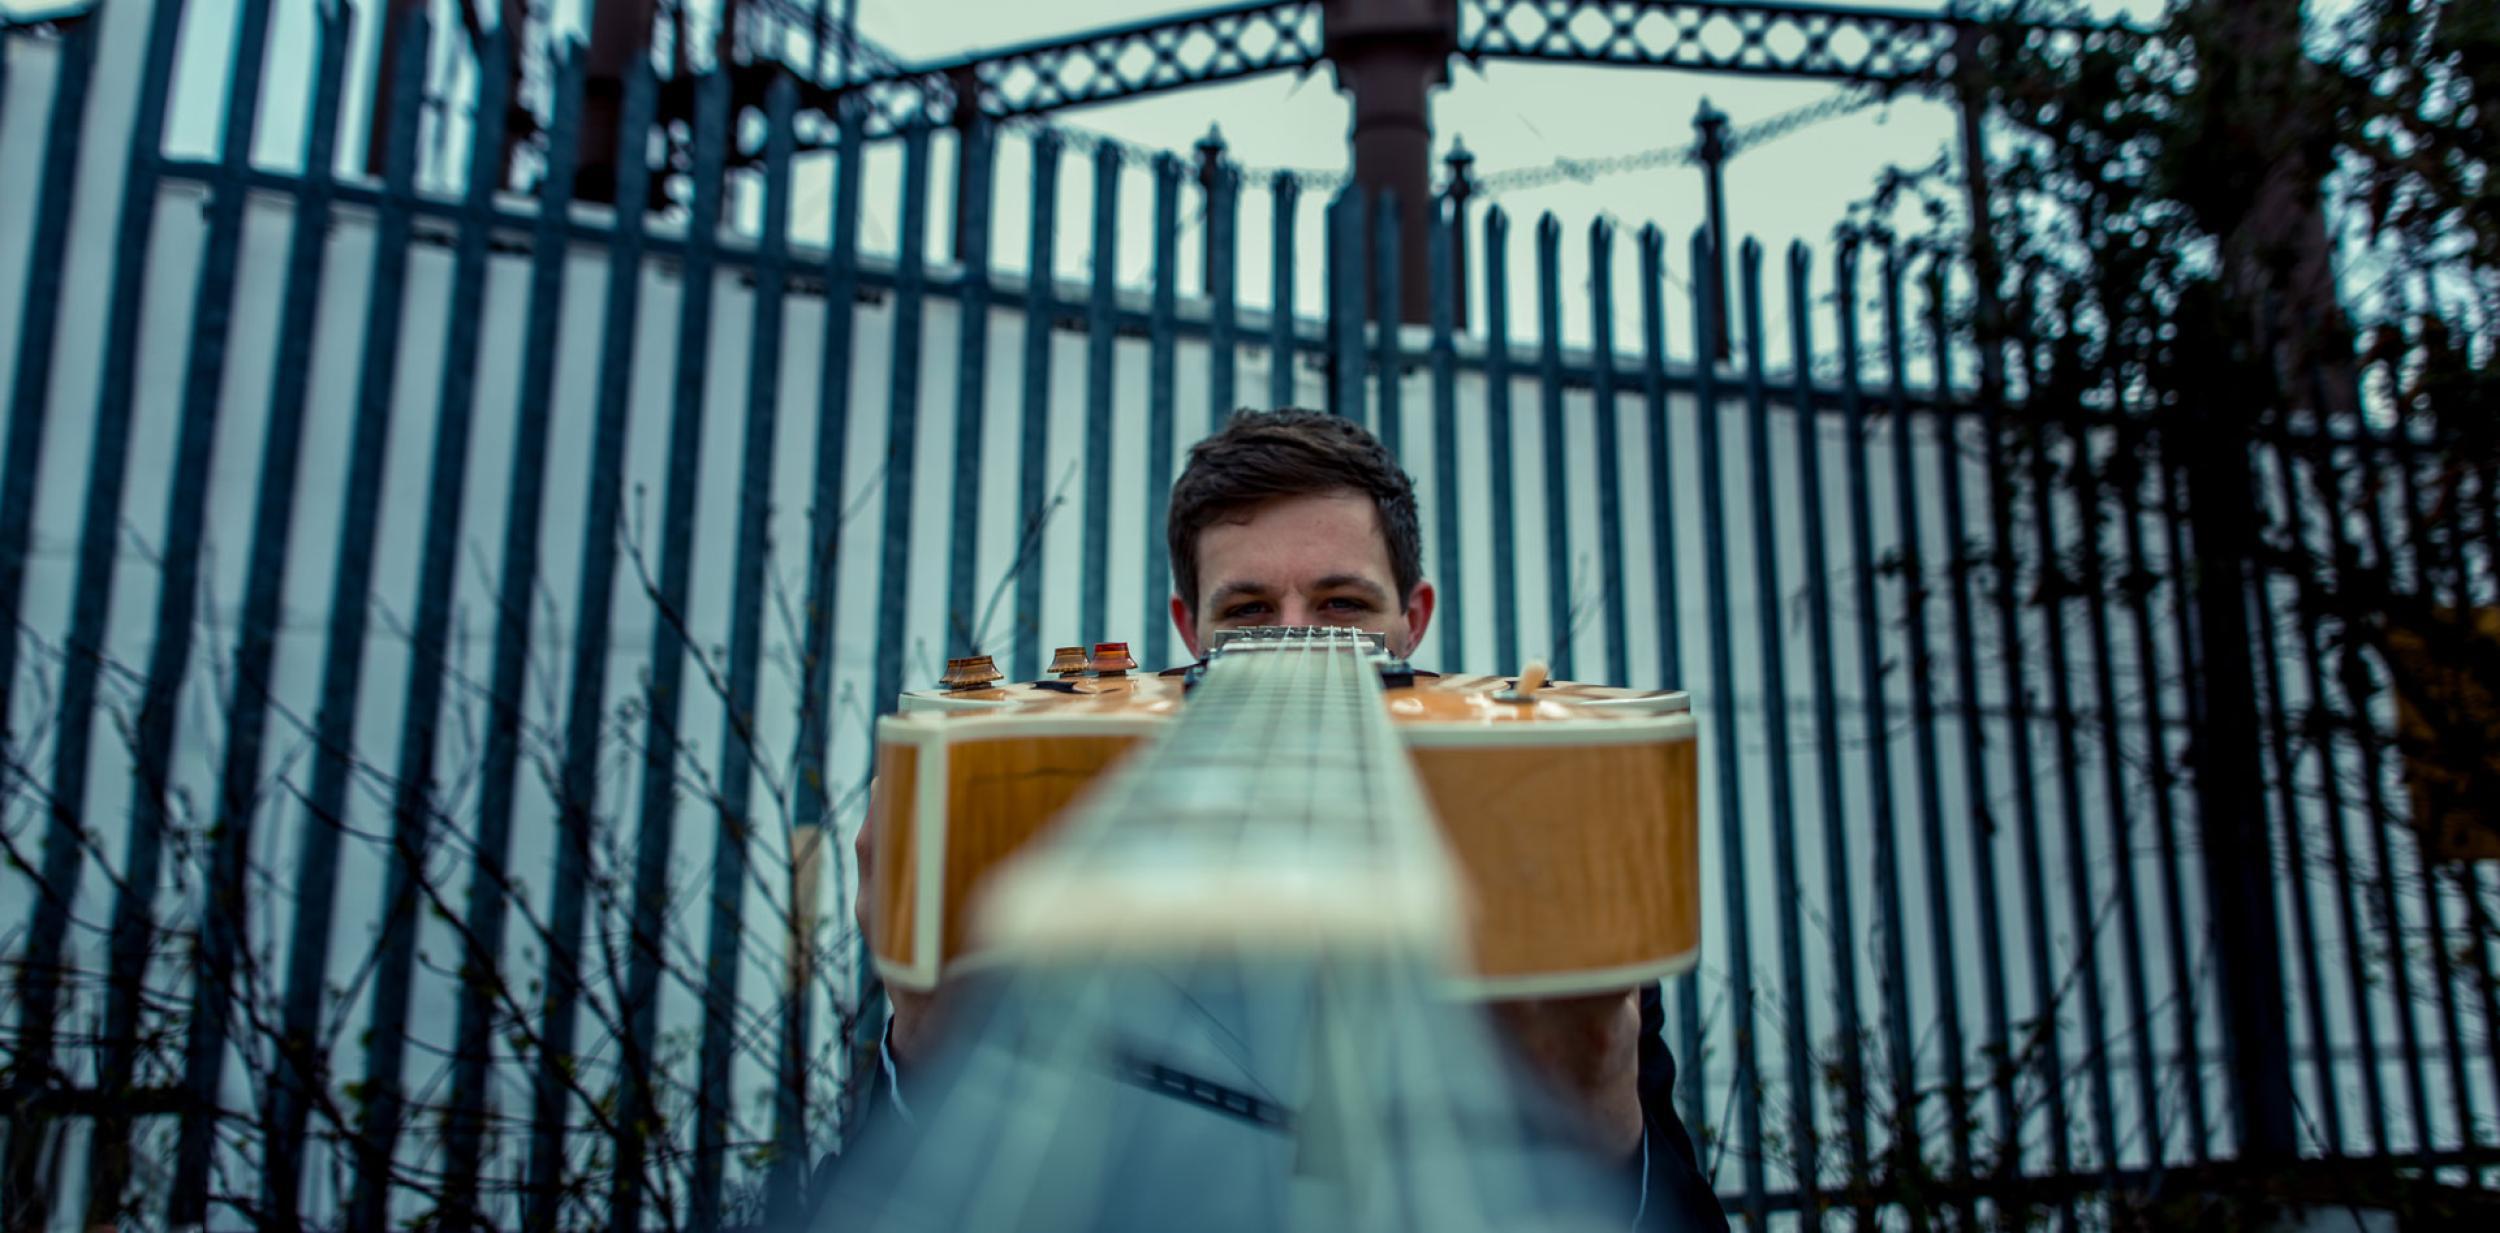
[867,669,1699,999]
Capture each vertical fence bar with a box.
[1991,276,2073,1210]
[225,8,356,1225]
[345,16,530,1220]
[168,0,320,1218]
[718,71,799,1228]
[1008,131,1061,682]
[1878,249,1970,1205]
[945,117,997,658]
[15,8,185,1208]
[1079,143,1119,646]
[2342,436,2437,1158]
[2070,402,2170,1170]
[1638,224,1703,1130]
[612,64,730,1233]
[1140,154,1181,668]
[1371,192,1403,460]
[520,51,660,1233]
[362,26,517,1229]
[1736,239,1816,1222]
[0,16,96,744]
[1427,203,1462,672]
[1689,229,1764,1226]
[871,120,933,710]
[2161,424,2234,1160]
[2027,297,2122,1182]
[1207,161,1239,429]
[410,24,532,1215]
[2175,322,2298,1169]
[100,0,277,1218]
[1267,172,1299,410]
[2155,447,2206,758]
[2115,413,2217,1165]
[800,97,869,1141]
[1922,260,2017,1204]
[2459,314,2500,1171]
[2378,408,2479,1165]
[1533,215,1573,677]
[2245,432,2344,1158]
[1482,208,1519,674]
[1638,226,1681,687]
[2277,440,2391,1155]
[103,0,280,1176]
[1587,221,1628,684]
[1834,239,1918,1191]
[1785,242,1875,1218]
[1329,187,1366,423]
[2061,356,2163,1174]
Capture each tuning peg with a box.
[940,655,1004,691]
[1048,646,1089,677]
[1089,641,1137,677]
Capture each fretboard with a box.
[973,627,1465,961]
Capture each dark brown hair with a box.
[1166,408,1423,613]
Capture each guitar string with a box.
[980,638,1314,1227]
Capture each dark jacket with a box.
[1634,981,1733,1233]
[812,981,1730,1232]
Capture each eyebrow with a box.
[1205,575,1392,609]
[1309,574,1391,604]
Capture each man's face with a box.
[1170,488,1435,661]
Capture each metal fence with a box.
[1,2,2495,1230]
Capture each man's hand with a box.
[1486,990,1646,1159]
[853,794,938,1062]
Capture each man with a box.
[844,409,1729,1232]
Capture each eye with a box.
[1321,596,1373,616]
[1220,602,1272,622]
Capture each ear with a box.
[1399,580,1436,660]
[1171,594,1205,662]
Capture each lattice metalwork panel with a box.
[1460,0,1958,83]
[838,0,1325,138]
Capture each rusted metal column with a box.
[363,0,434,178]
[1322,0,1454,324]
[576,0,659,203]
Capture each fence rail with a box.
[0,4,2493,1231]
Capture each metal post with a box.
[950,64,983,261]
[1322,0,1453,324]
[363,0,431,178]
[1692,99,1732,362]
[1442,137,1473,332]
[1198,125,1227,289]
[2184,419,2301,1165]
[578,0,658,203]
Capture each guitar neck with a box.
[972,627,1467,962]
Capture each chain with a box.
[1472,87,1886,198]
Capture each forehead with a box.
[1193,490,1394,593]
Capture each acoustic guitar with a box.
[865,632,1701,998]
[824,627,1699,1229]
